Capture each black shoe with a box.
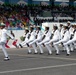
[19,44,23,48]
[4,57,10,61]
[62,50,66,52]
[28,52,32,54]
[70,50,74,52]
[34,52,38,54]
[56,53,59,55]
[26,43,29,47]
[66,54,70,56]
[35,43,37,47]
[42,43,45,47]
[39,53,43,54]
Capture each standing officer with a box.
[0,22,15,61]
[38,26,51,54]
[54,24,70,55]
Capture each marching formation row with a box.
[17,21,76,56]
[0,21,76,61]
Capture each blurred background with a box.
[0,0,76,30]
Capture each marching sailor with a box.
[67,21,74,51]
[25,26,36,54]
[54,24,70,55]
[38,26,51,54]
[64,25,76,54]
[19,28,30,48]
[44,25,61,55]
[26,26,43,54]
[59,23,64,39]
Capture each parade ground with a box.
[0,47,76,75]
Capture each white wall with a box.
[7,30,25,48]
[5,22,76,48]
[42,22,76,31]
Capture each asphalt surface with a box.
[0,47,76,75]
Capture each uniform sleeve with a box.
[66,31,70,39]
[6,30,15,40]
[35,31,38,35]
[58,31,61,40]
[40,31,43,36]
[60,29,64,39]
[34,31,37,36]
[74,32,76,38]
[48,31,51,37]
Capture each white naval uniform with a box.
[0,28,14,58]
[69,27,74,51]
[38,30,51,53]
[28,30,43,53]
[54,29,70,54]
[25,30,36,53]
[45,29,61,54]
[64,29,76,53]
[19,32,30,46]
[60,27,64,39]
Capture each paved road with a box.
[0,47,76,75]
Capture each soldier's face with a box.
[64,26,66,30]
[30,27,32,30]
[30,27,33,31]
[5,26,8,29]
[36,27,38,30]
[53,26,56,30]
[45,28,47,31]
[25,30,28,33]
[60,25,63,28]
[67,23,70,26]
[74,26,76,29]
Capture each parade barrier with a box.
[3,22,76,49]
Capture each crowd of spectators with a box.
[0,4,29,30]
[31,5,76,25]
[29,5,76,17]
[0,4,76,29]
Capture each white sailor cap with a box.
[33,25,36,27]
[37,26,40,27]
[63,24,68,27]
[45,26,49,28]
[60,24,63,27]
[71,24,76,26]
[0,22,5,26]
[60,23,63,25]
[25,27,29,30]
[53,24,58,27]
[67,21,71,24]
[30,25,34,28]
[54,24,57,26]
